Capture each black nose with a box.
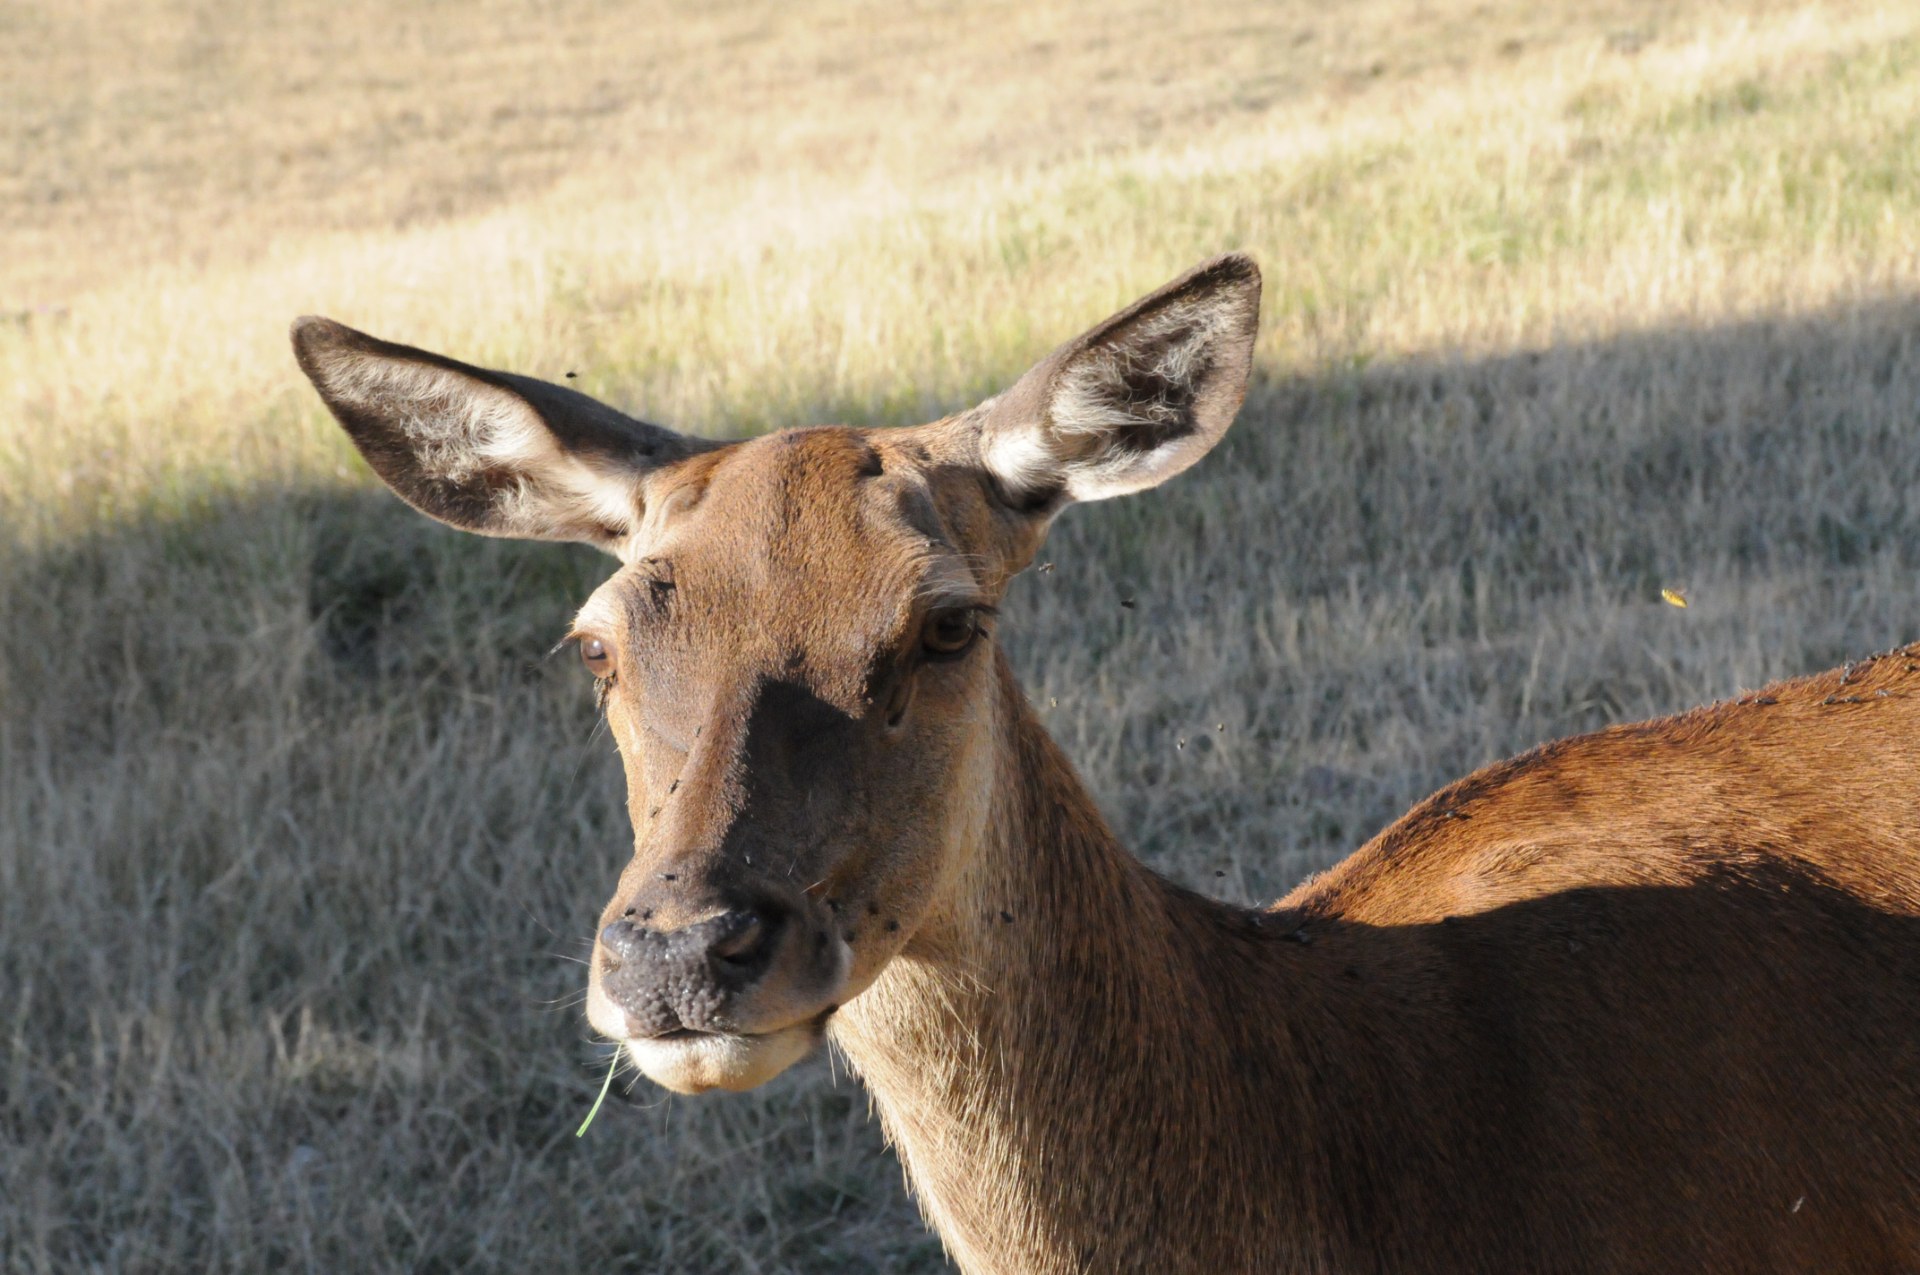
[598,906,788,1035]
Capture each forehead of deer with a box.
[580,425,990,657]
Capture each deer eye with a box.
[579,636,617,679]
[922,609,981,659]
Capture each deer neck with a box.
[830,655,1322,1274]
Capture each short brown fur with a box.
[293,256,1920,1273]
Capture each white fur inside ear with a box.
[1055,426,1207,501]
[465,389,641,539]
[1050,300,1221,438]
[994,296,1244,503]
[326,355,639,542]
[982,428,1060,501]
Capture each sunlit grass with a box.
[5,6,1914,547]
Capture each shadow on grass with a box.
[4,295,1920,1271]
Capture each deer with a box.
[292,255,1920,1273]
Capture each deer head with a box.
[292,255,1261,1094]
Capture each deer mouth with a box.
[617,1020,827,1094]
[652,1027,705,1043]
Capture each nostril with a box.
[710,914,765,963]
[707,907,783,974]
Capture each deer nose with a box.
[597,905,789,1033]
[600,907,782,972]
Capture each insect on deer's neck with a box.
[829,653,1320,1274]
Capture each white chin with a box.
[624,1026,818,1094]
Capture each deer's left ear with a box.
[976,254,1261,507]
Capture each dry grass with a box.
[5,0,1920,1270]
[3,0,1753,305]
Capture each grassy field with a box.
[5,0,1920,1269]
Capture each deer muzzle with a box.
[586,895,851,1093]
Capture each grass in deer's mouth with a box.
[576,1050,621,1138]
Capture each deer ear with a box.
[291,317,705,553]
[977,254,1261,507]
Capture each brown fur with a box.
[293,256,1920,1273]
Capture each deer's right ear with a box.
[291,317,704,554]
